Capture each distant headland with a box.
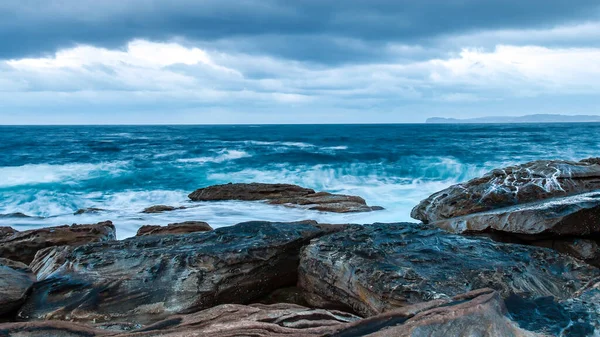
[426,114,600,124]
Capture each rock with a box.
[530,238,600,267]
[0,221,116,265]
[0,303,360,336]
[74,208,105,215]
[0,258,35,317]
[298,223,600,317]
[0,227,16,240]
[333,289,543,337]
[0,291,549,337]
[0,212,32,218]
[431,192,600,238]
[20,221,327,324]
[136,221,213,236]
[189,183,315,201]
[412,158,600,223]
[141,205,185,214]
[189,183,381,213]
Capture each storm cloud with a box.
[1,0,600,123]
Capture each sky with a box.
[2,0,600,124]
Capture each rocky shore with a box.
[1,167,600,336]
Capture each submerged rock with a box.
[0,258,35,317]
[189,183,382,213]
[412,158,600,223]
[136,221,213,236]
[298,223,600,317]
[141,205,186,214]
[74,208,106,215]
[21,221,326,324]
[0,221,116,264]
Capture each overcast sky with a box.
[2,0,600,124]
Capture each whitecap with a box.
[0,161,129,188]
[177,149,251,164]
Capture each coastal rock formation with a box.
[20,221,326,324]
[189,183,381,213]
[136,221,213,236]
[141,205,186,214]
[298,223,600,317]
[333,289,543,337]
[0,221,116,264]
[0,290,547,336]
[0,227,17,239]
[0,258,35,317]
[411,158,600,223]
[431,192,600,237]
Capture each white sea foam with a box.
[176,149,251,164]
[0,162,128,188]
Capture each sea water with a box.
[1,123,599,238]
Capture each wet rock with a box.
[412,158,600,223]
[0,291,548,337]
[0,212,32,218]
[529,238,600,267]
[20,221,326,324]
[1,303,360,336]
[333,289,543,337]
[189,183,381,213]
[0,258,35,317]
[298,223,600,317]
[0,227,17,240]
[0,221,116,264]
[141,205,185,214]
[431,192,600,237]
[136,221,213,236]
[74,208,106,215]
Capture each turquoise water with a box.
[2,124,600,238]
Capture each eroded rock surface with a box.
[0,258,35,317]
[20,221,326,324]
[299,223,600,317]
[189,183,381,213]
[136,222,213,236]
[0,221,116,264]
[0,290,550,336]
[412,158,600,223]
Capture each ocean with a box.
[2,123,599,239]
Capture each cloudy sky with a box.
[2,0,600,124]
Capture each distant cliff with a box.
[426,114,600,124]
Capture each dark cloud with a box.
[1,0,599,63]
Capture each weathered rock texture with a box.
[412,158,600,223]
[0,258,35,317]
[136,222,213,236]
[298,223,600,317]
[188,183,381,213]
[20,221,326,324]
[0,290,549,337]
[332,289,543,337]
[0,221,116,264]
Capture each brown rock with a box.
[0,221,116,264]
[0,258,35,317]
[136,222,213,236]
[0,227,16,240]
[141,205,185,214]
[412,158,600,223]
[20,221,327,324]
[189,183,380,213]
[0,291,549,337]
